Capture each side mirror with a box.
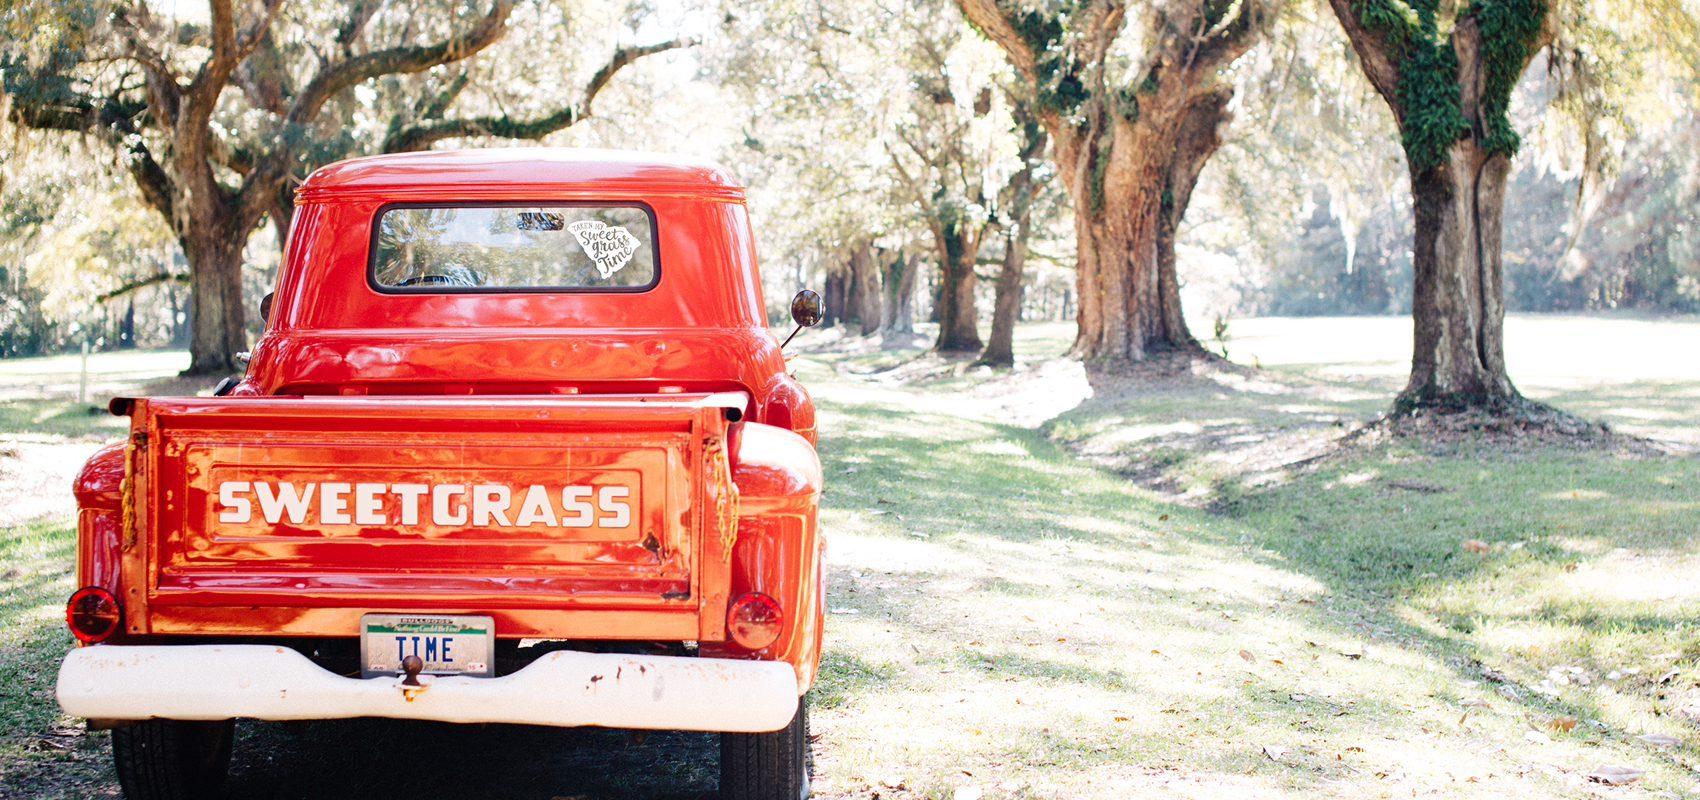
[790,289,822,327]
[780,289,822,349]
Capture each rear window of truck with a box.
[370,204,658,292]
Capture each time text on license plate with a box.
[360,614,495,678]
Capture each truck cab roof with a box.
[297,148,745,202]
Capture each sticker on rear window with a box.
[566,220,641,279]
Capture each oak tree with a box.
[1323,0,1562,410]
[957,0,1276,362]
[5,0,685,375]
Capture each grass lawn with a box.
[799,315,1700,799]
[2,316,1697,798]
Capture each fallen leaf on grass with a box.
[1585,765,1645,785]
[1547,716,1578,732]
[1158,514,1169,521]
[1460,698,1492,708]
[1239,649,1255,662]
[1261,744,1286,760]
[1462,539,1491,553]
[1524,731,1552,744]
[879,776,906,790]
[1113,716,1130,722]
[1636,733,1681,747]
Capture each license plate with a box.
[360,614,495,678]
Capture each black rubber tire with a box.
[111,718,235,800]
[721,695,809,800]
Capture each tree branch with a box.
[954,0,1039,81]
[181,0,284,152]
[380,36,694,153]
[420,71,472,120]
[1324,0,1405,117]
[958,0,1033,80]
[96,271,191,303]
[288,0,515,126]
[336,0,383,56]
[110,5,184,127]
[579,38,694,117]
[235,26,294,116]
[8,95,177,221]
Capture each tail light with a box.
[66,587,122,643]
[727,592,783,650]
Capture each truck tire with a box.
[111,718,234,800]
[721,695,809,800]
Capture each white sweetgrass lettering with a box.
[254,482,315,524]
[514,485,557,527]
[560,486,593,528]
[598,485,630,527]
[218,482,251,523]
[433,485,468,525]
[354,483,387,525]
[216,480,632,530]
[472,485,512,526]
[391,484,428,525]
[321,483,351,524]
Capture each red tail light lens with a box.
[66,587,122,643]
[727,592,783,650]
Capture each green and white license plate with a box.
[360,614,495,678]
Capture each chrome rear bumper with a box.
[58,644,798,732]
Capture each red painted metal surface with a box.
[75,149,823,690]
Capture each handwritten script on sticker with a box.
[567,220,641,279]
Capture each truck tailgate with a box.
[119,392,745,640]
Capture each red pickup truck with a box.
[57,149,824,800]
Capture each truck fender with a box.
[72,444,127,595]
[711,423,825,691]
[759,373,816,446]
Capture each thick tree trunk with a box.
[1067,103,1208,361]
[848,240,882,337]
[1155,91,1231,349]
[822,271,845,328]
[980,107,1047,367]
[979,227,1029,367]
[1400,144,1518,409]
[181,229,252,375]
[934,224,983,352]
[879,249,917,336]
